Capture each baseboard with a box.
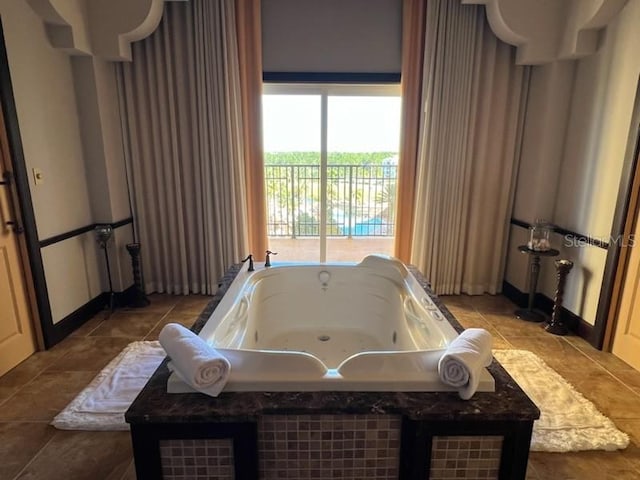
[113,284,137,309]
[501,282,528,308]
[45,284,136,348]
[576,320,596,345]
[502,281,595,346]
[46,293,108,347]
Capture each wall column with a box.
[505,60,577,291]
[72,56,133,292]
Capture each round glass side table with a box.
[515,245,559,322]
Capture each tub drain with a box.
[317,335,330,342]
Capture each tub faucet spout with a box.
[265,250,278,267]
[242,254,254,271]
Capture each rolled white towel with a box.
[438,328,493,400]
[159,323,231,397]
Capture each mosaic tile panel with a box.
[159,438,234,480]
[258,414,401,480]
[429,435,503,480]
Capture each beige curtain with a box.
[236,0,268,259]
[117,0,250,294]
[394,0,427,263]
[410,2,530,295]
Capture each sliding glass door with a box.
[263,84,400,262]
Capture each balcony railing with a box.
[265,164,397,238]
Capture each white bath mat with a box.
[52,342,630,453]
[51,341,166,431]
[493,349,629,452]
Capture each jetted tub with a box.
[167,255,495,393]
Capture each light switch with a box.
[32,168,44,185]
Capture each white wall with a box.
[72,57,132,224]
[0,0,106,324]
[72,57,113,222]
[0,0,93,239]
[506,0,640,325]
[0,0,136,325]
[555,0,640,237]
[112,225,134,294]
[71,56,133,293]
[512,61,576,223]
[92,58,131,221]
[41,233,102,322]
[505,61,577,293]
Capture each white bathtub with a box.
[167,255,495,393]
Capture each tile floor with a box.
[0,293,639,479]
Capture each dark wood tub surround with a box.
[127,265,539,480]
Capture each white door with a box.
[0,106,36,377]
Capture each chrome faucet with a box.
[265,250,278,267]
[242,254,254,271]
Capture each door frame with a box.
[263,82,401,262]
[0,20,51,350]
[596,75,640,350]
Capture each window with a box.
[263,84,401,262]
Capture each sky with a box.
[262,95,401,152]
